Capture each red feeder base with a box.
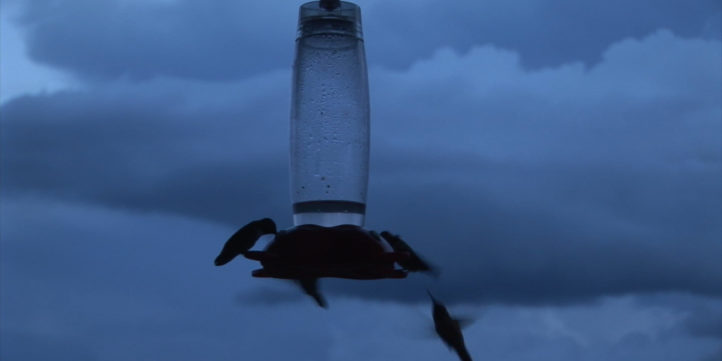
[244,224,408,280]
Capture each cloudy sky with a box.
[1,0,721,360]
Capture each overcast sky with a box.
[1,0,721,360]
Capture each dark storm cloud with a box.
[340,159,722,305]
[0,78,292,225]
[14,0,297,81]
[11,0,721,81]
[348,33,722,304]
[1,29,720,305]
[364,0,722,69]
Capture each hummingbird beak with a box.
[427,289,437,303]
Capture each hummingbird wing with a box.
[455,316,476,329]
[381,231,440,276]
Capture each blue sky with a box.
[1,0,721,360]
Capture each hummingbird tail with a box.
[456,347,473,361]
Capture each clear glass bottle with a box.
[290,1,370,227]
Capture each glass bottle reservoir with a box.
[290,1,370,227]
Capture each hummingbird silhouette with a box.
[214,218,277,266]
[379,231,439,276]
[428,291,473,361]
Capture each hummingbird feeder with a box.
[206,0,412,283]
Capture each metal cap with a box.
[297,1,363,39]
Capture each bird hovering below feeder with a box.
[428,291,474,361]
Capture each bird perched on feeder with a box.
[215,218,277,266]
[297,278,327,309]
[428,291,473,361]
[379,231,439,276]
